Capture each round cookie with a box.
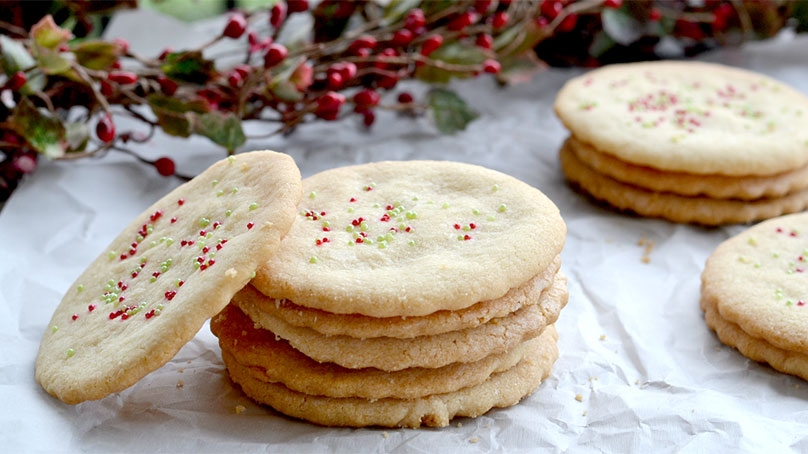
[701,212,808,357]
[565,136,808,200]
[233,256,561,339]
[35,151,302,404]
[555,61,808,176]
[559,143,808,225]
[702,297,808,380]
[243,271,566,371]
[251,160,566,318]
[222,325,559,428]
[211,303,537,400]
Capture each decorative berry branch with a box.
[0,0,802,200]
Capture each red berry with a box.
[397,92,413,103]
[96,115,115,143]
[270,2,287,28]
[420,34,443,56]
[316,91,345,120]
[376,75,398,90]
[110,61,123,70]
[113,38,129,54]
[712,3,734,31]
[331,62,357,82]
[157,76,178,95]
[375,48,399,69]
[263,43,288,68]
[404,9,426,31]
[158,47,173,61]
[474,0,493,13]
[5,71,26,91]
[603,0,622,8]
[248,31,273,53]
[12,152,37,174]
[154,157,175,176]
[287,0,309,13]
[109,71,138,85]
[349,35,377,54]
[649,8,662,21]
[327,71,343,90]
[223,13,247,39]
[354,89,380,108]
[391,29,414,47]
[100,80,114,97]
[227,71,243,88]
[448,11,479,31]
[482,59,501,74]
[557,13,578,32]
[475,33,493,49]
[541,0,563,20]
[491,11,509,29]
[233,64,251,78]
[362,110,375,127]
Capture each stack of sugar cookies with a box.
[211,160,568,428]
[701,211,808,380]
[554,61,808,226]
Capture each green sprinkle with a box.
[442,203,450,209]
[373,203,381,208]
[228,155,236,164]
[309,257,318,264]
[309,191,317,199]
[360,221,369,231]
[66,348,75,358]
[462,225,472,232]
[136,234,144,243]
[472,209,481,215]
[250,271,256,279]
[77,284,84,293]
[384,232,395,242]
[348,241,355,246]
[51,325,58,333]
[773,252,780,258]
[364,238,374,245]
[737,256,751,264]
[747,237,757,246]
[487,215,496,221]
[408,240,416,246]
[150,277,157,283]
[377,241,387,249]
[232,187,239,194]
[412,196,419,201]
[347,207,355,213]
[249,202,259,211]
[457,235,465,241]
[492,184,499,192]
[108,251,116,260]
[146,225,154,234]
[497,204,507,213]
[225,210,232,217]
[217,190,224,197]
[405,211,417,220]
[346,225,355,233]
[150,241,157,248]
[322,221,331,228]
[212,179,219,187]
[165,238,174,247]
[199,217,211,227]
[787,300,794,306]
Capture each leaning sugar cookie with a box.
[35,151,302,404]
[701,212,808,377]
[555,61,808,176]
[252,160,566,317]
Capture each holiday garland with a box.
[0,0,804,200]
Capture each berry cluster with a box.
[0,0,800,201]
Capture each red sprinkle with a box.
[150,210,163,222]
[349,197,357,203]
[170,217,177,224]
[469,223,476,229]
[799,300,806,306]
[247,222,254,230]
[464,234,472,241]
[454,224,461,230]
[165,291,177,301]
[88,304,95,312]
[72,314,78,321]
[380,214,390,222]
[145,310,156,319]
[177,199,185,206]
[178,280,184,287]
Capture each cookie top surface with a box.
[35,151,302,404]
[252,160,566,317]
[554,61,808,176]
[701,212,808,353]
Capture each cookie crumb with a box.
[575,394,583,402]
[235,405,246,414]
[176,380,184,388]
[638,234,654,263]
[469,437,480,444]
[382,432,389,439]
[456,422,463,428]
[599,334,606,341]
[589,376,598,381]
[582,411,588,416]
[177,368,184,373]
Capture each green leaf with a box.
[493,21,546,58]
[11,98,66,158]
[415,42,487,84]
[426,88,478,134]
[601,8,643,46]
[35,48,71,75]
[30,15,72,50]
[64,122,90,152]
[270,79,304,102]
[72,40,122,70]
[496,51,546,86]
[0,36,45,93]
[193,112,246,152]
[161,51,216,85]
[421,0,453,16]
[148,94,210,138]
[588,31,616,58]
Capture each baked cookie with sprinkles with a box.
[554,60,808,225]
[35,151,302,404]
[701,212,808,379]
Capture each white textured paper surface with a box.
[2,10,808,452]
